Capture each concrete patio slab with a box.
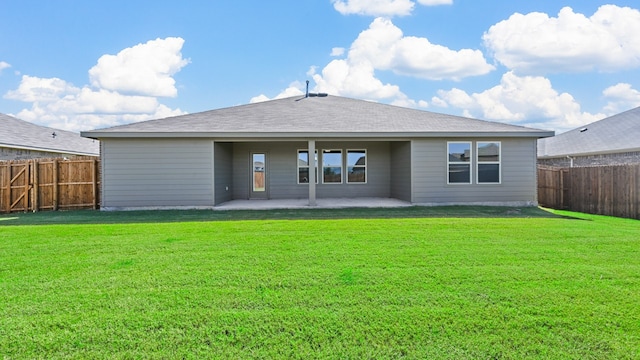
[214,198,412,210]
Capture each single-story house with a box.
[81,95,554,210]
[1,112,100,160]
[538,106,640,167]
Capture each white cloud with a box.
[249,94,270,104]
[250,82,305,103]
[484,5,640,74]
[15,103,184,133]
[8,77,186,132]
[331,47,345,57]
[261,17,488,106]
[311,59,404,99]
[331,0,452,16]
[49,88,160,115]
[305,18,490,103]
[4,37,188,132]
[332,0,415,17]
[5,75,80,102]
[417,0,452,5]
[0,61,10,73]
[434,71,605,132]
[89,37,190,97]
[602,83,640,113]
[349,18,493,80]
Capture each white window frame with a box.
[297,149,318,184]
[346,149,367,184]
[322,149,343,184]
[447,141,472,185]
[476,141,501,184]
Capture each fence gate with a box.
[1,161,31,213]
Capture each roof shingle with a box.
[538,106,640,158]
[83,95,553,139]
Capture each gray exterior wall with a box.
[214,142,234,205]
[412,138,538,205]
[390,141,412,202]
[98,137,539,209]
[101,139,214,209]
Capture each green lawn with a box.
[1,208,639,359]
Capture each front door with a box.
[250,153,268,199]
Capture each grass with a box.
[1,207,639,358]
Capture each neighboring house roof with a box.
[538,106,640,158]
[82,95,553,139]
[1,112,100,156]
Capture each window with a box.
[297,150,318,184]
[477,142,501,183]
[347,150,366,183]
[448,142,471,184]
[322,150,342,183]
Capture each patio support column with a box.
[308,140,316,206]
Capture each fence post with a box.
[92,158,98,210]
[32,159,39,212]
[21,161,30,212]
[2,162,9,213]
[53,159,59,211]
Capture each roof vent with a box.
[302,80,327,99]
[579,127,588,132]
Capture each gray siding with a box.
[231,141,391,200]
[390,141,412,202]
[412,138,538,205]
[214,142,233,205]
[101,139,214,208]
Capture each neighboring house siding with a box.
[214,142,234,205]
[101,139,214,208]
[538,151,640,167]
[0,146,76,161]
[390,141,412,202]
[412,138,538,205]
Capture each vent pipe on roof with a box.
[306,80,309,98]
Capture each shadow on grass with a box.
[0,206,577,226]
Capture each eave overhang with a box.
[81,130,555,140]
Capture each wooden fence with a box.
[0,157,100,213]
[538,164,640,219]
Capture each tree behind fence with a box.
[538,164,640,219]
[0,157,100,213]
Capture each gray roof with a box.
[1,113,100,156]
[82,95,553,139]
[538,106,640,158]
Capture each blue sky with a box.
[1,0,640,133]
